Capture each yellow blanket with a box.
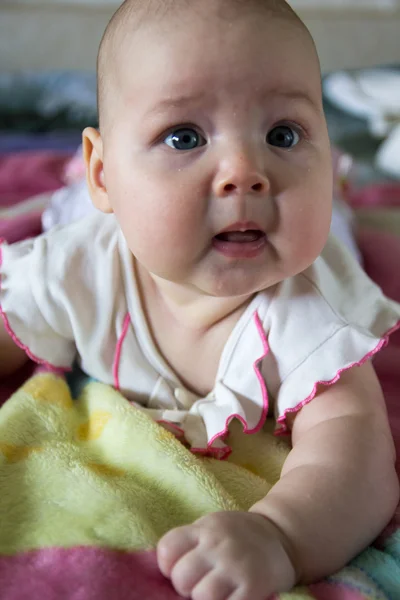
[0,373,289,554]
[1,372,398,600]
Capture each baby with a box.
[1,0,400,598]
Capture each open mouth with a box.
[212,225,267,258]
[214,230,265,244]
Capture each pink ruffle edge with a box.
[0,239,70,373]
[275,320,400,436]
[191,311,270,460]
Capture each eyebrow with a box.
[264,88,323,112]
[144,92,209,115]
[145,87,322,116]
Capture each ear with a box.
[82,127,113,214]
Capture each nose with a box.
[213,150,270,198]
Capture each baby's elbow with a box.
[0,321,28,378]
[382,463,399,524]
[371,442,399,532]
[0,349,28,378]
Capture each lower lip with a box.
[212,236,267,258]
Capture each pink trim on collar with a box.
[156,420,187,443]
[275,320,400,436]
[35,365,67,377]
[192,311,270,460]
[113,313,131,391]
[192,445,232,460]
[0,239,71,372]
[156,421,231,459]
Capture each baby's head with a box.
[83,0,333,298]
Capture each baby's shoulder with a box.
[295,234,382,323]
[255,235,355,326]
[44,211,119,253]
[40,211,120,273]
[257,232,399,358]
[14,212,124,306]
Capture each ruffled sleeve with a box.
[264,235,400,434]
[0,234,76,370]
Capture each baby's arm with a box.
[0,318,28,377]
[158,361,399,599]
[251,360,399,582]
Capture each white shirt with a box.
[1,212,399,459]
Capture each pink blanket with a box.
[0,151,69,207]
[359,230,400,470]
[0,151,70,243]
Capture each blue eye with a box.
[267,125,300,149]
[164,128,206,151]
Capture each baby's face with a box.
[99,6,333,298]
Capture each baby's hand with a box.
[157,511,297,600]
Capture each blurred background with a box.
[1,0,399,73]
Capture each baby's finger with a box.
[192,571,236,600]
[171,549,212,598]
[227,583,273,600]
[157,526,197,577]
[226,587,255,600]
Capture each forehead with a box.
[114,7,321,115]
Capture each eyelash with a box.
[159,121,308,150]
[159,123,201,140]
[269,121,310,143]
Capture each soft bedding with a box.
[1,70,400,599]
[0,371,399,600]
[0,151,71,243]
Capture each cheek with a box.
[106,172,207,260]
[279,171,333,262]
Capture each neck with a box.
[137,265,254,332]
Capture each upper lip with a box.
[216,221,265,235]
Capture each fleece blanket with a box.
[0,371,399,600]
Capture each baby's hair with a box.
[97,0,179,129]
[97,0,310,131]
